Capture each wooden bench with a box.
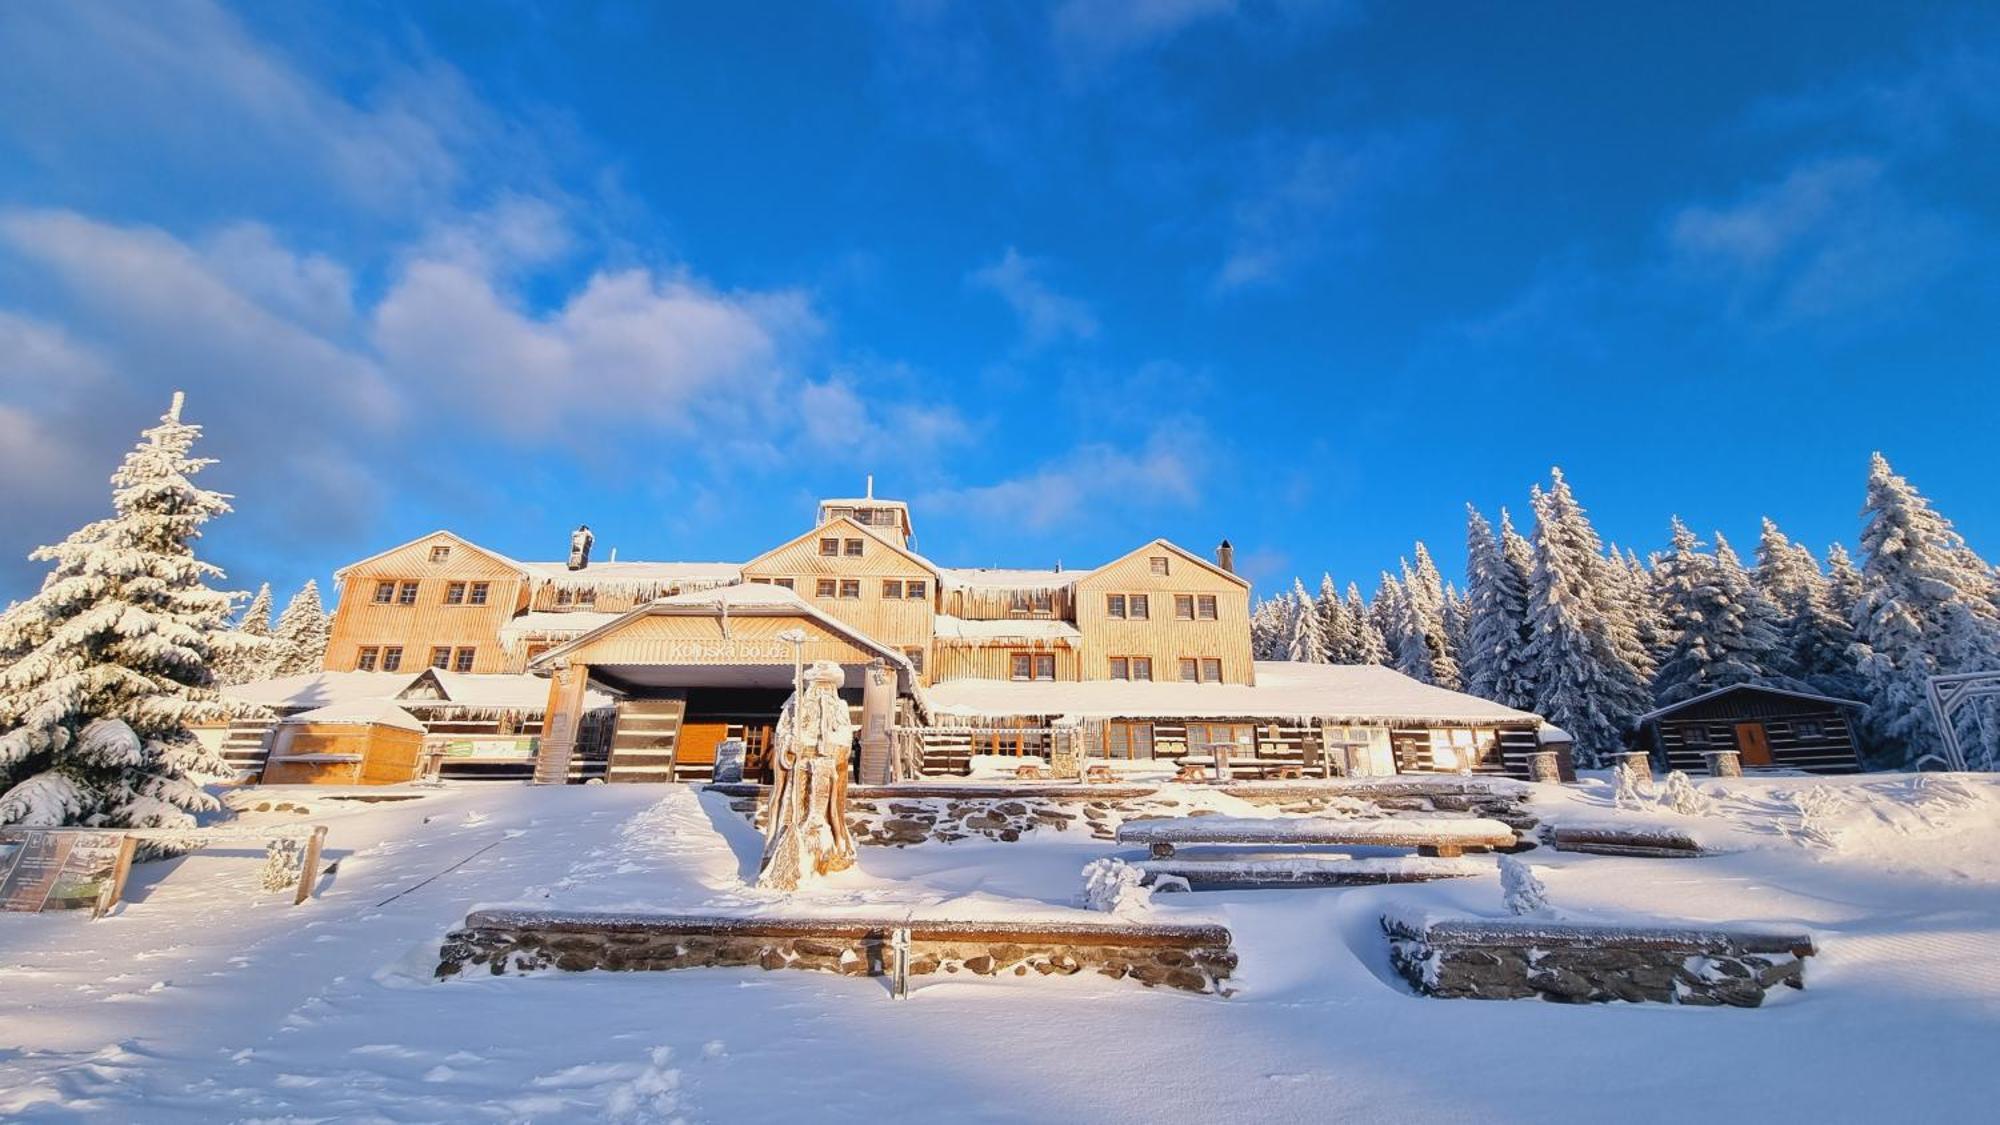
[1115,815,1518,859]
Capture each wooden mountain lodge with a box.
[1637,684,1865,775]
[219,483,1552,786]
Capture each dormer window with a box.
[429,544,452,564]
[577,588,596,606]
[556,588,574,606]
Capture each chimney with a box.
[865,474,875,500]
[1216,539,1235,574]
[568,525,595,571]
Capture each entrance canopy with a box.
[527,584,916,696]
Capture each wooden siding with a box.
[326,532,527,675]
[559,610,886,669]
[260,723,424,785]
[929,642,1081,685]
[1072,542,1254,685]
[739,516,936,656]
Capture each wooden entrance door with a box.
[1734,722,1773,766]
[677,723,729,768]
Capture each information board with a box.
[0,830,136,917]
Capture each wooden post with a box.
[294,825,327,905]
[1612,750,1653,784]
[534,662,590,785]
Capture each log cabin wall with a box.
[326,533,528,675]
[1072,543,1254,685]
[739,516,937,667]
[1652,701,1860,774]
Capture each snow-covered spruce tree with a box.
[1249,596,1289,661]
[1383,568,1435,683]
[1522,470,1653,765]
[1464,505,1536,708]
[1824,542,1864,624]
[1315,574,1351,663]
[1405,544,1463,689]
[1443,583,1471,679]
[1284,578,1329,663]
[1651,520,1794,707]
[1596,541,1659,690]
[1755,520,1862,699]
[1850,454,2000,767]
[1346,582,1390,666]
[268,580,330,677]
[212,581,279,686]
[0,394,238,827]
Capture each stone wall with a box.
[437,910,1236,995]
[712,779,1538,849]
[1383,913,1814,1007]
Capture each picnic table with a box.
[1114,815,1518,859]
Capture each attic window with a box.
[429,545,452,564]
[1150,556,1170,576]
[819,538,840,556]
[843,539,865,557]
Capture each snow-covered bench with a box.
[1115,815,1519,859]
[1137,854,1486,889]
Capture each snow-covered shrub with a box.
[1612,763,1650,810]
[260,837,305,892]
[1498,856,1549,916]
[1079,857,1157,915]
[1780,786,1849,849]
[1657,770,1713,817]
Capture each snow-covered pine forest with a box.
[1251,458,2000,769]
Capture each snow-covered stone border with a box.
[1381,908,1815,1006]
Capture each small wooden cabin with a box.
[1638,685,1864,775]
[260,700,428,786]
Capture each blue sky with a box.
[2,1,1997,605]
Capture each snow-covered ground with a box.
[4,773,1998,1123]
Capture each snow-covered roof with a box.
[938,567,1084,590]
[519,561,742,588]
[932,614,1082,645]
[281,699,426,731]
[1538,724,1574,744]
[224,671,419,710]
[1636,683,1867,723]
[224,670,604,714]
[497,610,623,648]
[924,661,1543,724]
[655,583,813,609]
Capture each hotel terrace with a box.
[221,485,1545,786]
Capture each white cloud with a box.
[1214,130,1429,292]
[198,223,357,337]
[799,377,970,461]
[372,257,814,442]
[1051,0,1237,63]
[968,247,1098,348]
[923,427,1202,532]
[0,1,484,216]
[1668,156,1962,322]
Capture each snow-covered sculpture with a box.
[1498,856,1549,916]
[757,661,857,891]
[1079,857,1187,914]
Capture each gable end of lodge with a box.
[224,486,1558,786]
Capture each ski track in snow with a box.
[3,775,2000,1122]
